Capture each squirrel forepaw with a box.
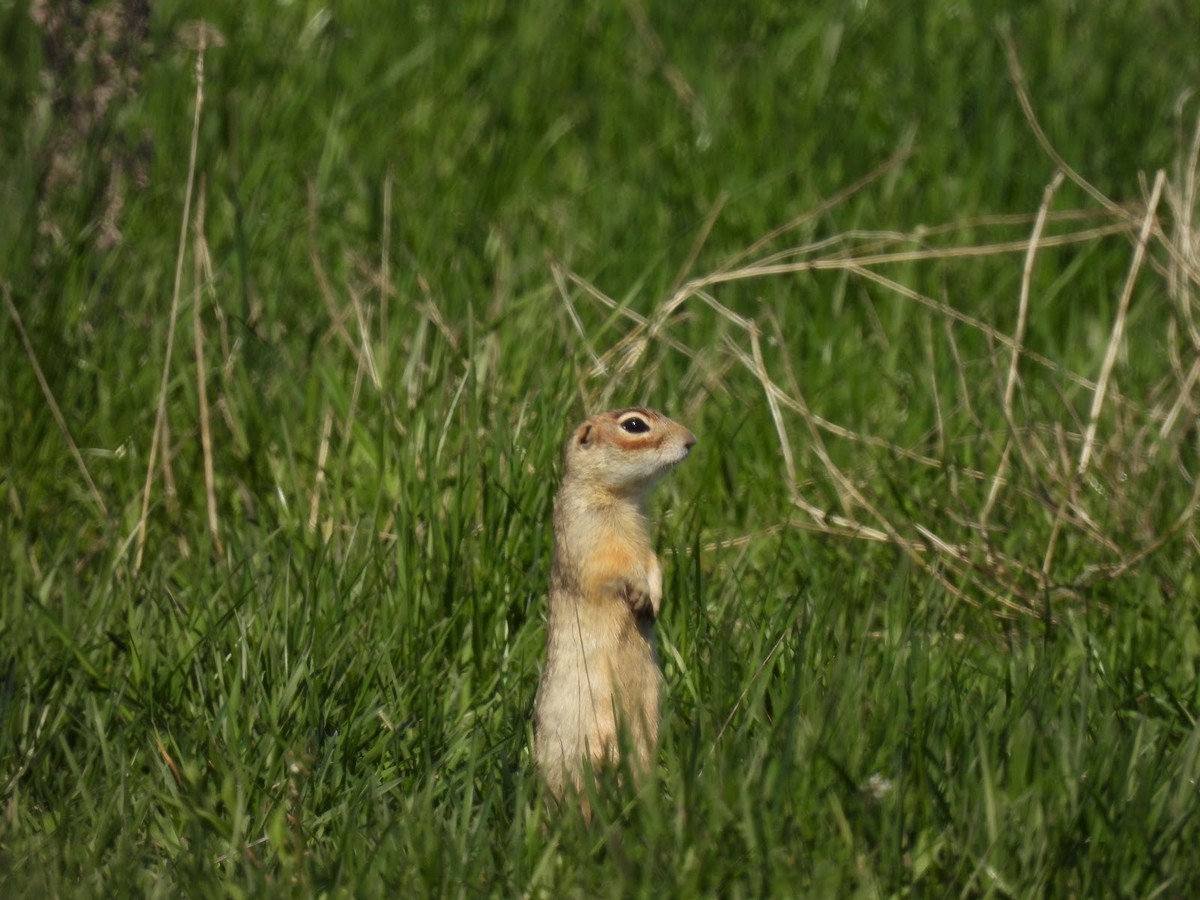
[618,577,661,622]
[621,583,654,619]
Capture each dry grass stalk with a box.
[4,286,109,519]
[1077,170,1167,478]
[308,407,335,535]
[134,30,209,572]
[1002,33,1128,221]
[380,166,394,389]
[981,171,1065,543]
[192,177,223,558]
[1038,171,1167,579]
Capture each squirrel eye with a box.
[620,416,650,434]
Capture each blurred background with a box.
[3,1,1199,894]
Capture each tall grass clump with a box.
[3,1,1200,896]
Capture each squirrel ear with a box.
[577,424,593,447]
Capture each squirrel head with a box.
[563,407,696,496]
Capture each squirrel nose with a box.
[683,431,697,451]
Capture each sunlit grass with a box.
[3,1,1200,896]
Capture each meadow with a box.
[3,0,1200,895]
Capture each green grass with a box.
[3,0,1200,895]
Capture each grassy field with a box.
[3,0,1200,895]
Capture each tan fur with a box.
[534,407,696,814]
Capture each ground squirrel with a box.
[534,407,696,811]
